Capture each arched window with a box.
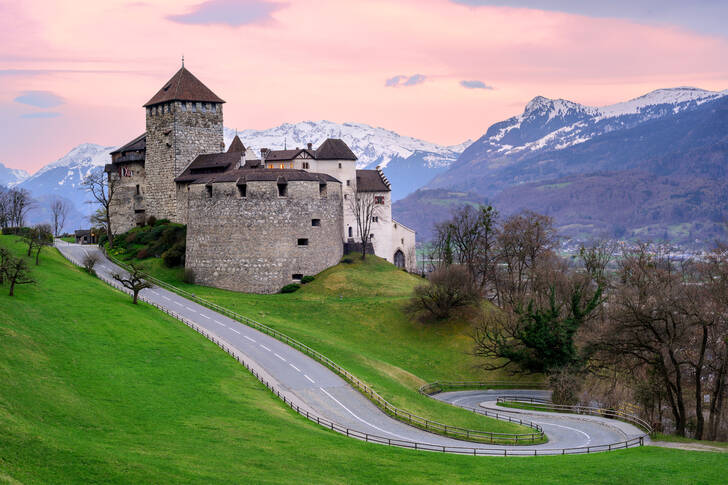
[394,250,405,269]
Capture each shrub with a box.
[82,253,98,276]
[301,275,315,284]
[161,241,185,267]
[146,215,157,227]
[136,248,149,259]
[407,265,480,322]
[341,256,354,264]
[183,268,196,284]
[155,218,171,226]
[280,283,301,293]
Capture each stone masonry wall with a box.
[144,101,224,222]
[108,161,146,235]
[185,179,343,294]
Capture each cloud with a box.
[14,90,64,108]
[449,1,728,37]
[20,112,62,119]
[460,80,494,89]
[385,74,426,87]
[168,0,287,27]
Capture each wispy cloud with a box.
[168,0,287,27]
[14,90,64,108]
[460,80,494,89]
[385,74,426,87]
[20,112,62,119]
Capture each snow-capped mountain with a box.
[224,121,470,200]
[429,86,727,191]
[18,143,114,232]
[0,162,29,187]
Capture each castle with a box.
[106,65,416,293]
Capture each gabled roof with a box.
[316,138,357,160]
[227,135,245,153]
[110,133,146,155]
[356,169,390,192]
[264,148,316,161]
[176,168,340,185]
[144,66,225,107]
[176,152,241,180]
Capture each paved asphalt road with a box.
[57,242,645,454]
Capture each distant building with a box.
[74,229,97,245]
[106,65,416,293]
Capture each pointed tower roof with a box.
[227,134,245,153]
[144,66,225,107]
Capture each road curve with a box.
[56,242,646,455]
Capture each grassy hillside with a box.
[1,237,727,483]
[128,252,540,435]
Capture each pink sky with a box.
[1,0,727,174]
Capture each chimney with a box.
[307,142,312,150]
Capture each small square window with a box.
[372,216,378,223]
[346,179,351,186]
[297,238,309,246]
[338,163,342,169]
[401,238,404,245]
[312,219,321,227]
[370,233,374,239]
[374,196,385,204]
[292,274,303,280]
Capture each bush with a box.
[82,253,98,276]
[161,241,185,268]
[183,268,196,284]
[146,215,157,227]
[407,265,480,322]
[341,256,354,264]
[301,275,315,284]
[280,283,301,293]
[155,218,171,226]
[548,367,583,406]
[136,248,149,259]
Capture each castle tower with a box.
[143,66,225,221]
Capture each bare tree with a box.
[5,255,34,296]
[83,170,117,248]
[2,187,33,228]
[49,198,70,237]
[83,253,99,275]
[407,265,480,321]
[0,246,10,284]
[22,224,53,264]
[0,186,9,229]
[348,192,382,260]
[112,263,152,304]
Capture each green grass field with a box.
[1,236,728,483]
[123,252,541,436]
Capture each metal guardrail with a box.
[56,241,647,456]
[96,247,544,444]
[420,381,548,396]
[496,396,654,435]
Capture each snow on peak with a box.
[33,143,115,178]
[523,96,595,120]
[597,87,724,119]
[0,162,30,186]
[224,120,465,169]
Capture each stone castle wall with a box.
[185,179,343,293]
[144,101,224,222]
[108,161,146,234]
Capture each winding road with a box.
[57,242,646,455]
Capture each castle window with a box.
[374,196,385,204]
[370,233,374,239]
[181,102,186,112]
[348,227,353,238]
[237,184,247,198]
[192,103,197,112]
[346,179,350,186]
[201,103,207,112]
[206,185,213,198]
[319,182,327,197]
[311,218,321,227]
[279,163,284,169]
[394,223,397,229]
[277,181,288,197]
[372,216,378,223]
[302,162,309,169]
[135,184,140,195]
[344,194,348,200]
[297,238,309,246]
[401,238,405,245]
[338,163,342,169]
[292,274,303,281]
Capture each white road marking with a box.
[162,295,171,301]
[289,363,301,372]
[274,353,287,362]
[185,306,195,311]
[534,421,591,443]
[304,374,315,384]
[174,301,183,306]
[150,290,158,295]
[244,335,256,343]
[230,328,241,334]
[260,344,272,351]
[200,314,211,319]
[319,387,411,441]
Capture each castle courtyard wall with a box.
[185,179,343,293]
[108,161,146,234]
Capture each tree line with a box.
[1,185,71,237]
[411,204,728,441]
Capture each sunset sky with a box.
[1,0,727,173]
